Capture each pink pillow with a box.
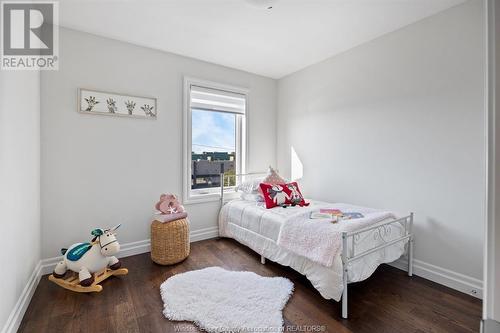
[258,167,286,194]
[155,212,188,223]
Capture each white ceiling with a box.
[58,0,466,79]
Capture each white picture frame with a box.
[78,88,157,119]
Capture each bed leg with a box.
[408,212,414,277]
[342,271,348,319]
[341,232,348,319]
[408,236,414,277]
[260,255,266,265]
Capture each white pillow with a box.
[236,177,264,194]
[240,192,264,202]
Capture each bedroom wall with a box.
[277,0,485,291]
[40,28,277,259]
[0,71,41,331]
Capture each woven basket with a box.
[151,218,190,265]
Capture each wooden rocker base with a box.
[49,267,128,293]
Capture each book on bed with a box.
[309,210,364,221]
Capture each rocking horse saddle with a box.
[62,243,92,261]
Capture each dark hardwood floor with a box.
[19,238,481,333]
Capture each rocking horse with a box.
[48,224,128,292]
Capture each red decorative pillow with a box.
[259,182,308,209]
[284,182,307,206]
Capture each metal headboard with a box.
[219,171,268,205]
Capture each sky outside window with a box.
[192,109,236,154]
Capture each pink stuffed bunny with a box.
[155,194,187,223]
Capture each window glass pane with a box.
[191,109,236,190]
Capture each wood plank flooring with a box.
[18,238,481,333]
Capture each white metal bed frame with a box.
[219,171,414,319]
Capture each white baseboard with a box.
[390,257,483,299]
[191,226,220,242]
[2,226,218,333]
[40,226,218,275]
[1,262,42,333]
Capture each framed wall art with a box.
[78,88,157,119]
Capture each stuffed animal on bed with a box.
[154,193,187,222]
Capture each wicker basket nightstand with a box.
[150,218,190,265]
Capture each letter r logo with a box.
[2,2,54,55]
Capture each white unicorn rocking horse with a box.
[49,224,128,293]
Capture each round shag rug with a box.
[160,266,294,333]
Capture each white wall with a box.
[40,28,277,258]
[0,71,41,331]
[277,0,485,286]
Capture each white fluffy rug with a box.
[160,267,294,333]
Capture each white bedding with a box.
[218,199,406,301]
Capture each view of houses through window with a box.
[191,109,237,190]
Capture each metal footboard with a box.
[341,213,414,319]
[219,171,414,320]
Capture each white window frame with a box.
[183,77,248,204]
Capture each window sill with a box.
[184,191,239,205]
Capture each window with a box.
[183,78,247,203]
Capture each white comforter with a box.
[278,203,396,267]
[219,199,406,301]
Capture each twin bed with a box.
[218,172,414,319]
